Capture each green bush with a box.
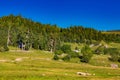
[0,45,9,52]
[0,47,4,52]
[118,57,120,62]
[109,49,120,62]
[62,55,71,61]
[54,50,63,55]
[61,44,71,53]
[95,46,105,55]
[25,44,30,50]
[104,48,109,55]
[105,48,120,62]
[104,48,117,54]
[69,51,79,58]
[80,45,93,63]
[53,54,59,60]
[4,45,9,51]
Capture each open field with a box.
[0,49,120,80]
[102,31,120,34]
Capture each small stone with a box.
[42,74,46,76]
[77,72,91,76]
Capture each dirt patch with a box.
[9,50,32,53]
[0,60,8,62]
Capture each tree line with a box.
[0,15,120,51]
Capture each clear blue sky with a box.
[0,0,120,31]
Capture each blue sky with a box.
[0,0,120,31]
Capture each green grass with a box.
[0,49,120,80]
[89,54,120,67]
[102,31,120,34]
[63,42,84,50]
[109,42,120,49]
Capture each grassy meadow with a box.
[0,46,120,80]
[102,31,120,34]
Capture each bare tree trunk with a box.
[50,48,53,53]
[50,39,54,53]
[7,26,11,47]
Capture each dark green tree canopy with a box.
[0,15,120,51]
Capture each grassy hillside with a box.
[102,31,120,34]
[0,48,120,80]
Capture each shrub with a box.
[0,45,9,52]
[108,48,120,62]
[95,46,105,55]
[53,45,79,61]
[61,44,71,53]
[104,48,109,55]
[118,57,120,62]
[4,46,9,51]
[0,47,4,52]
[54,50,63,55]
[53,54,59,60]
[25,44,30,50]
[80,45,93,63]
[104,48,117,54]
[75,47,79,50]
[3,45,9,51]
[69,51,79,58]
[62,55,71,61]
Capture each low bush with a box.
[54,50,63,55]
[53,54,59,60]
[80,45,93,63]
[4,45,9,51]
[106,48,120,62]
[95,46,105,55]
[69,51,79,58]
[62,55,71,61]
[61,44,71,53]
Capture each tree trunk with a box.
[7,26,11,47]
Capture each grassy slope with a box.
[102,31,120,34]
[0,49,120,80]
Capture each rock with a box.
[90,44,94,47]
[77,72,91,76]
[73,50,80,53]
[46,58,51,61]
[0,60,8,62]
[93,73,95,76]
[15,58,22,62]
[42,74,46,76]
[65,73,68,76]
[111,64,118,69]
